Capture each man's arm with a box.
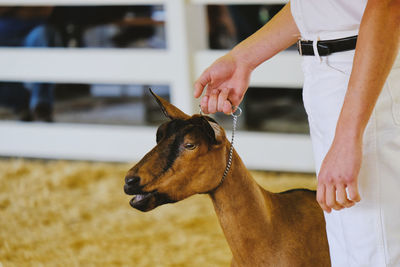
[194,3,300,113]
[228,3,300,70]
[317,0,400,212]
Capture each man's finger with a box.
[217,88,230,113]
[229,86,244,108]
[204,83,214,98]
[336,184,354,208]
[194,70,211,98]
[317,183,331,213]
[200,95,209,114]
[222,100,232,114]
[208,90,219,114]
[326,185,344,211]
[347,182,361,202]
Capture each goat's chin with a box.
[129,192,177,212]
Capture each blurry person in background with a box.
[227,5,282,44]
[48,6,163,48]
[207,5,237,49]
[0,7,60,122]
[0,5,164,122]
[207,5,284,50]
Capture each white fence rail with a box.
[0,0,315,172]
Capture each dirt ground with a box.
[0,159,316,267]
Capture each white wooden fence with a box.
[0,0,315,172]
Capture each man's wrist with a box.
[230,44,259,71]
[334,121,365,145]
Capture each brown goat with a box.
[124,90,331,267]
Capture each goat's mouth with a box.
[128,191,177,212]
[129,192,155,212]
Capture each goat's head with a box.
[124,89,229,212]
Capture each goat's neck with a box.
[209,148,274,264]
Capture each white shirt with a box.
[290,0,367,40]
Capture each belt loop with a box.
[313,36,321,63]
[297,38,303,56]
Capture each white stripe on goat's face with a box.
[124,115,227,212]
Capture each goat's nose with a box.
[125,176,141,187]
[124,176,142,195]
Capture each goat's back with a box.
[262,188,331,266]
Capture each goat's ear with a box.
[208,121,225,144]
[149,88,190,120]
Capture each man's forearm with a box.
[231,3,300,70]
[335,0,400,141]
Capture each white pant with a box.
[302,48,400,266]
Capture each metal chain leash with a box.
[200,105,242,193]
[221,107,241,182]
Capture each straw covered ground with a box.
[0,159,316,267]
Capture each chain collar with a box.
[200,106,242,194]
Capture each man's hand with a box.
[317,137,362,213]
[194,52,252,114]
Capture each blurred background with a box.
[0,1,317,266]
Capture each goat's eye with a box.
[183,143,196,150]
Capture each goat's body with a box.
[210,150,330,267]
[124,94,330,266]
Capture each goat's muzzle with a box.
[124,174,176,212]
[124,176,142,195]
[124,175,164,212]
[123,175,149,211]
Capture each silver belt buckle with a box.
[297,39,303,56]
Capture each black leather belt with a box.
[297,35,358,56]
